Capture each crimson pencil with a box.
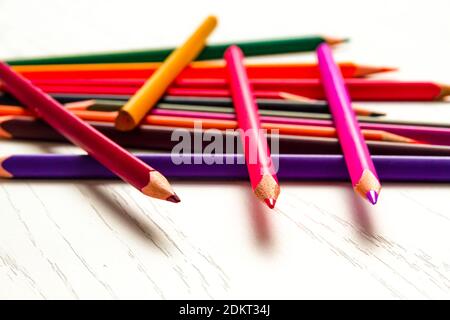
[175,78,450,101]
[225,46,280,208]
[23,80,450,101]
[0,61,179,202]
[317,43,380,204]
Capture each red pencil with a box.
[174,78,450,101]
[0,61,179,203]
[225,46,280,209]
[24,79,450,101]
[14,62,394,80]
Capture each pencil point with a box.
[141,171,178,202]
[369,111,386,117]
[354,65,398,77]
[254,175,280,207]
[324,36,349,46]
[438,84,450,100]
[0,156,13,178]
[166,193,181,203]
[264,198,276,209]
[354,170,381,204]
[0,116,14,138]
[366,190,379,205]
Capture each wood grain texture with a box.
[0,0,450,299]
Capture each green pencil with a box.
[6,35,347,65]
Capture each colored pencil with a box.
[2,116,450,156]
[174,78,450,101]
[63,99,384,118]
[225,45,280,208]
[317,43,380,204]
[0,92,385,117]
[14,62,395,80]
[6,35,347,65]
[0,61,179,202]
[64,91,383,117]
[8,104,450,146]
[23,80,450,101]
[0,106,412,142]
[115,16,218,131]
[2,154,450,183]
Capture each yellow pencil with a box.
[115,16,218,131]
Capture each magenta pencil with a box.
[0,61,179,203]
[225,46,280,209]
[317,44,381,204]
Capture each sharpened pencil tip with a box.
[264,198,276,209]
[324,37,349,46]
[366,190,379,205]
[166,194,181,203]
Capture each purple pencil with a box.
[0,154,449,182]
[317,43,381,204]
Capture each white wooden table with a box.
[0,0,449,299]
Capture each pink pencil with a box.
[317,44,381,204]
[224,45,280,209]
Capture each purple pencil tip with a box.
[366,190,379,205]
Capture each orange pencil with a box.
[0,105,412,143]
[115,16,218,131]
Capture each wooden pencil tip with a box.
[0,156,13,178]
[279,91,319,104]
[141,170,179,202]
[115,110,137,131]
[324,36,349,46]
[264,198,277,209]
[0,116,13,139]
[64,100,96,110]
[354,65,398,77]
[438,84,450,100]
[354,170,381,203]
[254,175,280,208]
[353,104,386,117]
[382,132,416,144]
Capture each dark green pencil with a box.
[5,35,346,65]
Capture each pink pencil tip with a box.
[366,190,379,205]
[264,198,277,209]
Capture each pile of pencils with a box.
[1,15,450,208]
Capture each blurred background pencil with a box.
[20,81,450,101]
[0,106,416,143]
[2,116,450,156]
[5,35,347,65]
[13,62,395,80]
[115,16,218,131]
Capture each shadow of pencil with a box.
[244,186,273,248]
[1,178,168,249]
[346,187,376,242]
[78,181,167,248]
